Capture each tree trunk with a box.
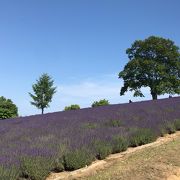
[41,108,44,114]
[151,92,157,100]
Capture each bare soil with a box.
[47,132,180,180]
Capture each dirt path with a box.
[47,132,180,180]
[167,168,180,180]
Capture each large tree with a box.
[119,36,180,100]
[29,73,56,114]
[0,96,18,120]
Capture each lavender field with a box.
[0,97,180,179]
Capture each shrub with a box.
[52,157,64,172]
[166,107,175,112]
[0,109,13,120]
[94,141,112,160]
[91,99,109,107]
[112,136,128,153]
[0,96,18,120]
[160,122,176,136]
[174,119,180,131]
[63,148,94,171]
[52,144,66,172]
[127,127,139,132]
[0,166,20,180]
[129,128,156,147]
[20,156,54,180]
[165,123,176,134]
[160,127,167,137]
[82,122,97,129]
[105,119,123,127]
[64,104,80,111]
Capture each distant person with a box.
[129,100,132,103]
[169,95,172,98]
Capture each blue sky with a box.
[0,0,180,115]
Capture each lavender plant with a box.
[0,97,179,179]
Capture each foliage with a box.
[166,123,176,134]
[92,99,109,107]
[94,141,112,160]
[0,97,179,178]
[52,144,67,172]
[105,119,123,127]
[0,96,18,120]
[160,126,167,137]
[165,122,176,134]
[0,166,20,180]
[64,104,80,111]
[174,119,180,131]
[129,128,156,147]
[29,73,56,114]
[112,136,128,153]
[20,156,54,180]
[82,122,98,129]
[119,36,180,99]
[160,122,177,136]
[0,109,14,120]
[52,157,64,172]
[63,149,94,171]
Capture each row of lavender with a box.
[0,97,180,179]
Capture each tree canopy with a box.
[0,96,18,120]
[29,73,56,114]
[92,99,110,107]
[119,36,180,99]
[64,104,80,111]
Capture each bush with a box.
[52,157,64,172]
[0,166,20,180]
[82,122,98,129]
[52,144,66,172]
[160,122,176,136]
[129,128,156,147]
[174,119,180,131]
[91,99,109,107]
[20,156,54,180]
[160,127,167,137]
[165,123,176,134]
[0,96,18,120]
[94,141,112,160]
[64,104,80,111]
[105,120,123,127]
[0,109,13,120]
[112,136,128,153]
[63,148,94,171]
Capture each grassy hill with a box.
[0,97,180,179]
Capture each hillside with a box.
[0,97,180,179]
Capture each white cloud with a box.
[55,81,120,108]
[59,82,119,98]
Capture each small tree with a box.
[29,73,56,114]
[119,36,180,100]
[92,99,109,107]
[0,96,18,120]
[64,104,80,111]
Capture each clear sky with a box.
[0,0,180,116]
